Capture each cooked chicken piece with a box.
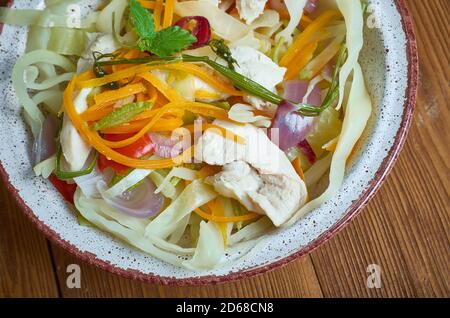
[195,120,308,226]
[236,0,269,24]
[230,46,286,110]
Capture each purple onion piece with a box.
[271,81,321,151]
[32,114,60,166]
[304,0,319,14]
[149,132,188,159]
[99,178,164,219]
[175,16,211,49]
[298,139,317,164]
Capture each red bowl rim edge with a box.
[0,0,419,286]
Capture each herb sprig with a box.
[129,0,197,56]
[209,39,239,70]
[94,46,347,117]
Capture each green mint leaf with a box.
[129,0,155,39]
[148,26,197,57]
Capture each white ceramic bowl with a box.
[0,0,418,284]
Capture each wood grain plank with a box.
[51,240,322,298]
[142,257,323,298]
[309,0,450,298]
[49,243,145,298]
[0,182,59,297]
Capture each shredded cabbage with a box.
[96,0,127,34]
[154,167,198,194]
[48,27,89,56]
[285,62,372,226]
[168,214,190,244]
[228,104,272,128]
[31,90,63,115]
[74,168,104,198]
[175,1,250,41]
[149,170,178,199]
[275,0,307,45]
[304,153,333,188]
[228,217,273,246]
[250,9,280,30]
[74,188,185,267]
[182,221,224,270]
[25,66,75,90]
[105,168,154,198]
[335,0,364,110]
[144,180,217,239]
[33,154,56,178]
[12,50,75,137]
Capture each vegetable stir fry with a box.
[1,0,372,270]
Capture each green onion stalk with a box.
[95,45,347,117]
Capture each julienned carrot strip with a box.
[97,102,229,149]
[194,207,260,223]
[158,63,244,96]
[93,82,147,106]
[300,15,314,28]
[300,36,344,80]
[196,165,222,178]
[64,77,191,169]
[138,72,184,102]
[208,199,228,246]
[284,41,318,80]
[154,0,164,31]
[136,93,146,102]
[77,65,153,89]
[279,10,340,67]
[101,117,183,134]
[78,63,242,98]
[82,104,115,122]
[59,70,95,114]
[133,107,184,121]
[163,0,175,28]
[137,0,156,9]
[292,156,305,180]
[194,89,222,100]
[183,123,246,145]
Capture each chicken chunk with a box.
[195,120,308,226]
[236,0,269,25]
[230,46,286,110]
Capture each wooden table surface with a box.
[0,0,449,298]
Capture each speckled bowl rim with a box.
[0,0,418,286]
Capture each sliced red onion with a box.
[304,0,319,15]
[284,80,322,105]
[149,132,189,159]
[298,139,317,164]
[321,63,333,82]
[175,16,211,49]
[271,81,321,151]
[32,114,60,166]
[284,80,308,103]
[98,179,163,219]
[74,167,113,199]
